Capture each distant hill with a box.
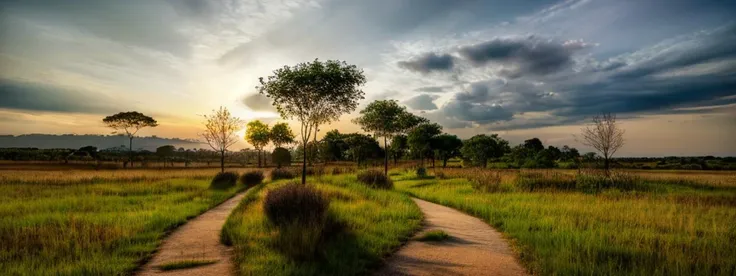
[0,134,204,151]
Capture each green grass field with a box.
[221,174,422,276]
[395,170,736,275]
[0,175,248,275]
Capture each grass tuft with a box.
[416,230,449,242]
[157,259,218,271]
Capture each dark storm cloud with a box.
[397,53,455,74]
[0,79,120,114]
[242,93,276,112]
[457,36,593,76]
[424,23,736,130]
[403,94,439,110]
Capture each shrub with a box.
[210,172,238,190]
[516,171,576,191]
[331,167,343,175]
[271,168,296,181]
[575,169,644,192]
[264,183,330,259]
[416,167,428,178]
[357,170,393,189]
[272,147,292,168]
[240,171,264,187]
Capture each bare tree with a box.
[579,113,625,173]
[200,107,243,172]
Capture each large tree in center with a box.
[407,123,442,167]
[270,122,295,148]
[245,120,271,168]
[257,59,366,184]
[354,100,419,175]
[102,111,158,168]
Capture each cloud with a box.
[0,79,124,114]
[403,94,439,110]
[457,36,593,77]
[414,86,449,93]
[242,93,276,112]
[398,52,455,73]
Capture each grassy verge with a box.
[0,177,248,275]
[395,172,736,276]
[221,174,422,275]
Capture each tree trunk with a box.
[301,141,307,185]
[384,136,388,176]
[258,149,262,168]
[129,136,134,168]
[431,156,435,168]
[443,158,447,168]
[220,150,225,173]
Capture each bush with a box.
[210,172,239,190]
[575,169,644,192]
[416,167,428,178]
[264,183,330,259]
[271,168,297,181]
[516,171,576,191]
[357,170,393,189]
[272,147,291,168]
[240,171,264,187]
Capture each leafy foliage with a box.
[246,120,271,167]
[102,111,158,137]
[270,122,295,148]
[460,134,508,167]
[407,123,442,161]
[271,147,292,168]
[432,134,463,167]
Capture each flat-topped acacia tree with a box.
[257,59,366,184]
[354,100,426,175]
[102,111,158,168]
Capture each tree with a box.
[354,100,412,175]
[389,135,408,165]
[272,147,291,168]
[407,123,442,167]
[270,122,295,148]
[523,138,544,153]
[432,134,463,168]
[344,133,381,166]
[561,145,580,161]
[579,113,625,173]
[257,59,366,184]
[460,134,508,167]
[200,107,242,172]
[246,120,271,168]
[102,111,158,168]
[320,130,348,162]
[156,145,176,167]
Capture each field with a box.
[2,163,735,275]
[396,168,736,275]
[0,166,253,275]
[221,174,422,275]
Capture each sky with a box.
[0,0,735,156]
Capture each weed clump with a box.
[271,168,297,181]
[471,170,503,192]
[417,230,450,241]
[240,171,264,187]
[516,171,576,191]
[416,167,428,178]
[357,170,393,189]
[264,183,330,260]
[210,172,239,190]
[576,169,644,192]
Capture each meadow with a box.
[396,168,736,275]
[0,167,254,275]
[221,174,422,276]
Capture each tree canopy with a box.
[460,134,508,167]
[270,122,295,148]
[407,123,442,165]
[246,120,271,168]
[257,59,366,184]
[432,134,463,167]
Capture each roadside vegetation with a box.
[0,170,250,275]
[395,168,736,275]
[221,174,422,275]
